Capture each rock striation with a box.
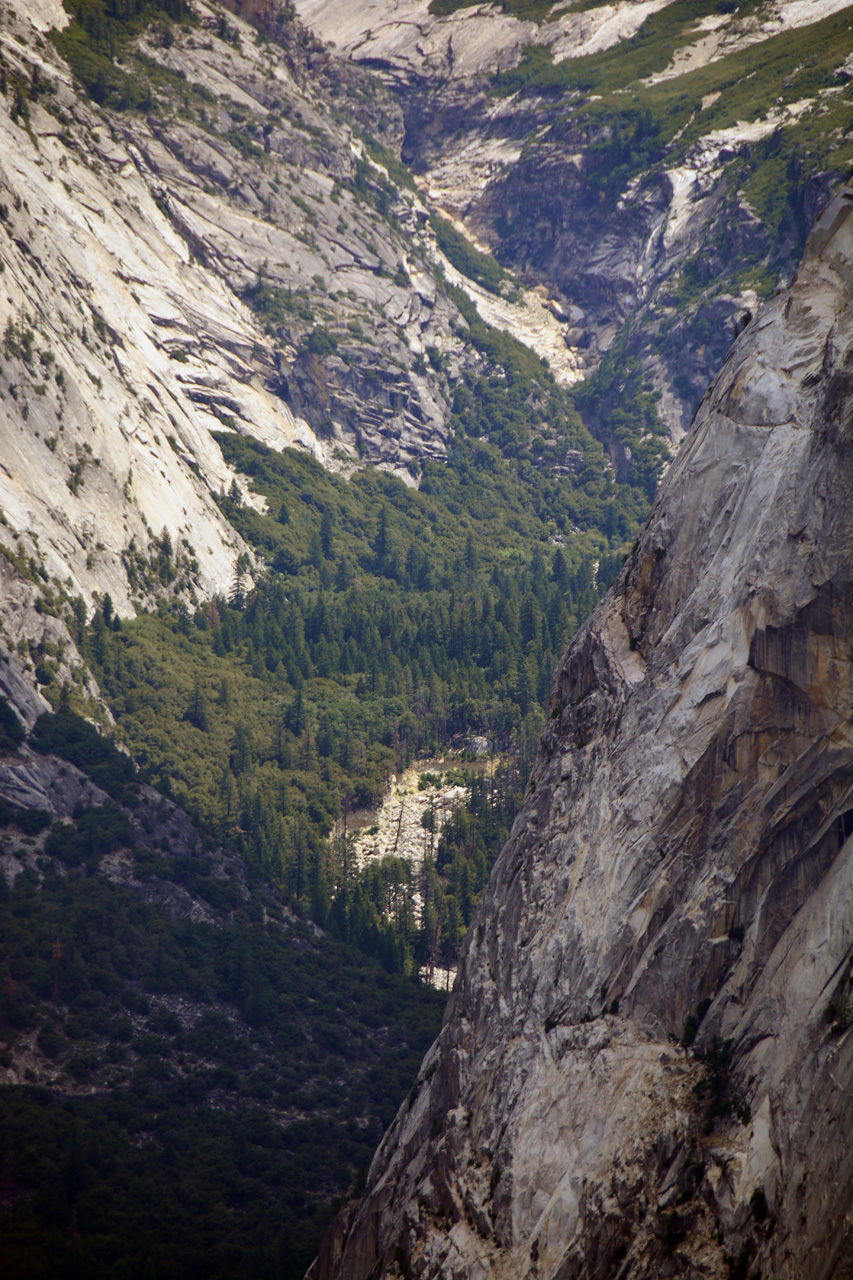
[309,188,853,1279]
[0,0,467,623]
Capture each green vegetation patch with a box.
[362,134,418,193]
[572,327,670,501]
[31,708,137,802]
[428,0,588,23]
[65,334,647,974]
[53,0,191,110]
[0,698,25,753]
[432,215,508,295]
[494,0,727,96]
[75,445,603,970]
[242,269,316,330]
[494,5,853,219]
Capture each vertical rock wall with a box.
[309,189,853,1280]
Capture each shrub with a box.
[37,1022,65,1059]
[0,798,50,833]
[431,214,505,294]
[45,804,133,868]
[304,327,338,357]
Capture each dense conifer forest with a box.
[65,325,658,977]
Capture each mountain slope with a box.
[309,186,853,1280]
[0,0,463,620]
[295,0,853,434]
[0,711,446,1277]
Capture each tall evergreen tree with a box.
[184,675,209,732]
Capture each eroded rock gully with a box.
[295,0,852,437]
[308,190,853,1280]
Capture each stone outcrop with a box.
[295,0,679,86]
[309,188,853,1280]
[0,737,251,918]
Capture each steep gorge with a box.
[296,0,853,435]
[0,1,851,1274]
[309,185,853,1280]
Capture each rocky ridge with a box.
[297,0,680,85]
[309,186,853,1280]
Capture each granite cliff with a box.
[0,0,526,717]
[0,0,477,623]
[309,187,853,1280]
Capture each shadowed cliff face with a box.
[309,191,853,1280]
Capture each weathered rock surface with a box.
[0,0,469,627]
[296,0,679,85]
[308,189,853,1280]
[0,740,249,922]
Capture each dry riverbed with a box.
[347,758,492,990]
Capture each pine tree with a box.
[309,531,323,571]
[185,675,209,732]
[286,684,305,735]
[464,531,476,575]
[230,723,253,775]
[91,611,107,667]
[320,508,334,559]
[230,553,249,609]
[334,556,351,591]
[374,504,389,562]
[552,547,570,592]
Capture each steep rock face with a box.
[309,190,853,1279]
[296,0,680,85]
[0,0,463,622]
